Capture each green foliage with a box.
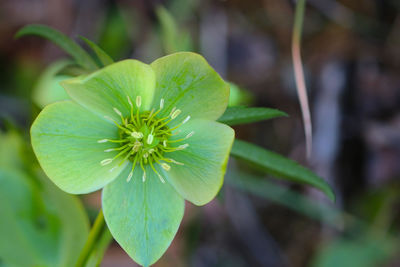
[16,24,98,71]
[79,36,114,67]
[312,235,397,267]
[32,60,72,108]
[218,106,287,126]
[156,6,193,54]
[230,139,335,202]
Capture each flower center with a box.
[97,96,193,183]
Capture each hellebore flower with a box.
[31,52,234,266]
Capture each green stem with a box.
[75,209,112,267]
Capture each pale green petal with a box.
[150,52,229,125]
[61,60,156,121]
[164,119,234,205]
[102,164,184,266]
[31,101,127,194]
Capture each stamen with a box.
[126,171,133,182]
[113,107,122,117]
[104,149,114,152]
[161,163,171,171]
[147,134,154,144]
[109,166,117,172]
[178,144,189,150]
[169,107,176,117]
[171,109,181,119]
[163,140,167,147]
[186,131,195,138]
[136,96,141,108]
[127,96,133,107]
[142,172,146,182]
[97,139,108,143]
[160,98,164,109]
[182,115,190,124]
[131,132,143,139]
[100,159,113,166]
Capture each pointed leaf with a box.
[102,166,184,266]
[79,36,114,67]
[218,106,287,126]
[16,24,97,70]
[230,139,335,202]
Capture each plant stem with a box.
[75,209,112,267]
[292,0,313,159]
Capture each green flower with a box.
[31,52,234,266]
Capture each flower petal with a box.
[164,119,234,205]
[150,52,229,124]
[102,165,184,266]
[31,101,127,194]
[61,60,156,121]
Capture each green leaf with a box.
[32,60,72,108]
[230,139,335,202]
[226,170,341,227]
[79,36,114,67]
[61,59,156,121]
[166,119,235,205]
[150,52,229,126]
[228,82,253,107]
[16,24,98,71]
[31,101,127,194]
[312,235,398,267]
[0,168,89,267]
[156,6,192,53]
[218,106,287,126]
[102,166,184,266]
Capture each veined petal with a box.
[150,52,229,125]
[61,60,156,121]
[102,165,184,266]
[31,101,127,194]
[164,119,235,205]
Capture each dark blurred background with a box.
[0,0,399,266]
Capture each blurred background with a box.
[0,0,399,266]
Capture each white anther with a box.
[109,166,117,172]
[161,163,171,171]
[148,148,155,154]
[171,109,181,119]
[170,159,184,165]
[147,134,154,144]
[136,96,141,108]
[127,96,133,107]
[186,131,195,139]
[163,140,167,147]
[132,141,142,152]
[160,98,164,109]
[100,159,113,166]
[104,149,114,152]
[143,152,149,158]
[131,132,143,139]
[97,139,108,143]
[169,107,176,116]
[113,107,122,116]
[178,144,189,150]
[142,172,146,182]
[157,173,166,183]
[182,115,190,124]
[126,171,133,182]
